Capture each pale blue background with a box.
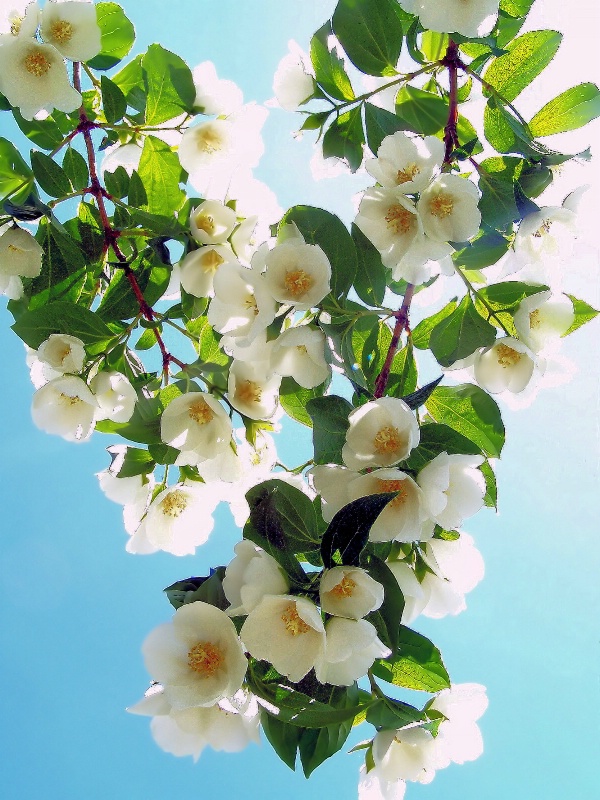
[1,1,599,798]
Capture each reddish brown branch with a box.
[374,284,415,399]
[440,39,461,165]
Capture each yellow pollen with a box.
[24,51,52,77]
[373,425,403,456]
[187,642,224,676]
[244,296,259,315]
[159,489,188,518]
[201,250,224,273]
[50,20,74,44]
[376,478,407,508]
[396,164,420,185]
[385,204,414,235]
[188,397,214,425]
[195,213,216,235]
[197,128,223,154]
[429,192,454,219]
[57,346,72,362]
[7,244,24,253]
[284,269,313,298]
[296,345,308,354]
[532,219,552,238]
[529,309,541,329]
[10,16,23,36]
[330,575,356,599]
[59,393,82,406]
[236,380,262,404]
[281,603,310,636]
[496,343,522,368]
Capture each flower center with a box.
[7,244,24,253]
[496,343,522,368]
[188,398,214,424]
[24,51,52,77]
[429,192,454,219]
[236,380,262,404]
[532,219,552,238]
[50,20,74,44]
[159,489,188,518]
[281,603,310,636]
[197,127,224,154]
[330,575,356,598]
[59,393,83,406]
[56,345,72,363]
[296,344,308,354]
[201,250,224,273]
[244,295,259,315]
[284,269,313,298]
[396,164,420,185]
[376,478,407,508]
[373,425,404,456]
[385,204,415,235]
[10,15,23,36]
[529,309,541,329]
[187,641,224,676]
[195,213,216,236]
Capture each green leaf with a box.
[332,0,404,77]
[452,229,510,271]
[306,395,353,465]
[12,109,72,152]
[564,295,599,335]
[411,300,457,350]
[127,169,148,207]
[96,400,162,445]
[352,223,387,306]
[402,422,482,471]
[280,206,357,299]
[387,342,418,397]
[420,30,449,61]
[261,712,300,771]
[103,165,130,199]
[322,108,364,172]
[28,223,87,308]
[364,103,409,154]
[477,280,548,311]
[137,135,184,215]
[529,83,600,136]
[97,255,171,322]
[11,300,115,351]
[30,151,72,198]
[62,147,89,191]
[426,384,505,458]
[186,315,230,366]
[142,43,196,124]
[88,2,136,70]
[366,556,404,651]
[111,54,145,111]
[481,459,498,509]
[115,447,155,477]
[483,30,562,103]
[477,155,522,230]
[372,626,450,692]
[395,85,448,135]
[500,0,535,16]
[0,137,33,200]
[366,698,424,730]
[100,75,127,123]
[310,21,355,102]
[279,378,325,427]
[321,493,397,568]
[429,295,497,367]
[163,569,228,611]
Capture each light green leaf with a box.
[137,135,184,215]
[483,30,562,103]
[395,85,448,135]
[279,378,325,427]
[426,384,505,458]
[452,230,510,271]
[364,103,409,154]
[322,107,364,172]
[186,315,229,367]
[306,395,353,465]
[429,295,497,367]
[0,137,33,200]
[352,222,387,306]
[564,295,599,336]
[100,75,127,123]
[332,0,404,77]
[28,222,87,308]
[477,155,522,230]
[142,43,196,124]
[529,83,600,136]
[411,300,457,350]
[115,447,155,477]
[372,626,451,692]
[88,2,135,70]
[403,423,482,471]
[310,22,355,102]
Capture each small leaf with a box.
[352,222,387,306]
[429,295,497,367]
[261,712,300,771]
[310,21,355,102]
[411,300,457,350]
[322,107,364,172]
[116,447,155,477]
[31,151,72,198]
[395,85,448,135]
[371,626,451,692]
[364,104,409,154]
[306,395,353,465]
[564,295,599,335]
[400,376,443,411]
[88,2,136,70]
[426,384,505,458]
[529,83,600,136]
[142,43,196,124]
[101,75,127,123]
[137,135,184,215]
[163,569,228,611]
[279,378,325,427]
[321,493,397,568]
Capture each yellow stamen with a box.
[159,489,188,518]
[429,192,454,219]
[296,345,308,354]
[376,478,407,508]
[188,397,214,425]
[396,164,420,185]
[200,250,224,273]
[373,426,404,456]
[385,204,415,235]
[7,244,24,254]
[59,393,82,407]
[529,309,541,329]
[284,269,313,298]
[24,51,52,78]
[329,575,356,599]
[496,343,522,368]
[195,214,216,236]
[187,642,224,676]
[50,20,74,44]
[235,380,262,404]
[281,603,310,636]
[10,16,23,36]
[197,128,223,154]
[532,220,552,238]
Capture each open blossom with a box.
[342,397,420,471]
[178,244,237,298]
[310,464,359,523]
[513,205,578,272]
[372,726,441,785]
[262,238,331,310]
[430,683,488,767]
[473,336,537,394]
[398,0,500,38]
[418,174,481,243]
[270,326,330,389]
[190,200,237,246]
[272,39,314,111]
[223,540,289,616]
[240,595,326,683]
[36,333,86,376]
[228,359,281,420]
[358,763,407,800]
[0,225,43,298]
[0,37,81,119]
[89,370,136,423]
[417,452,485,530]
[31,375,98,442]
[315,617,390,686]
[160,392,233,466]
[0,1,40,41]
[142,601,248,710]
[192,60,243,115]
[128,685,260,762]
[366,132,444,194]
[355,188,421,269]
[96,449,154,538]
[40,0,102,62]
[319,566,384,619]
[208,260,277,343]
[513,291,574,353]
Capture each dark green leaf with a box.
[88,2,136,70]
[115,447,155,477]
[477,155,522,229]
[402,422,482,471]
[31,151,72,198]
[3,194,49,221]
[12,300,115,351]
[62,147,89,191]
[366,556,404,651]
[306,395,353,465]
[352,222,387,306]
[104,165,130,199]
[395,85,448,135]
[483,30,562,102]
[163,568,228,611]
[261,712,300,771]
[529,83,600,136]
[97,255,170,322]
[426,384,505,457]
[322,108,364,172]
[366,698,424,730]
[101,75,127,123]
[28,223,87,308]
[387,342,418,397]
[364,103,409,154]
[452,229,510,270]
[128,169,148,207]
[332,0,404,76]
[400,376,443,411]
[321,493,397,568]
[12,109,71,151]
[310,21,355,102]
[429,295,497,367]
[372,626,450,692]
[481,459,498,509]
[279,377,326,427]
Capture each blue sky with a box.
[1,1,599,798]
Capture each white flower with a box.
[315,617,390,686]
[221,331,274,364]
[36,333,85,376]
[101,142,142,176]
[473,336,537,394]
[354,188,422,269]
[178,118,235,176]
[223,540,289,616]
[240,595,326,683]
[142,601,248,710]
[0,1,39,41]
[160,392,232,466]
[271,326,330,389]
[347,469,433,543]
[417,452,485,530]
[208,260,277,343]
[96,453,153,537]
[358,763,406,800]
[385,560,429,624]
[0,37,81,119]
[192,60,243,115]
[190,200,237,246]
[418,174,481,243]
[178,244,237,298]
[342,397,420,471]
[319,566,384,620]
[429,683,488,766]
[513,206,578,272]
[263,238,331,310]
[398,0,500,38]
[40,0,101,62]
[130,482,219,556]
[372,726,440,784]
[0,226,43,293]
[513,291,574,353]
[227,172,283,253]
[31,374,97,442]
[310,464,358,523]
[366,132,444,194]
[228,359,281,420]
[89,370,136,423]
[272,39,314,111]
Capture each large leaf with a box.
[429,295,496,367]
[279,378,325,427]
[310,22,355,102]
[372,626,451,692]
[12,301,115,351]
[351,222,387,306]
[322,108,364,172]
[483,30,562,102]
[402,422,482,471]
[411,300,457,350]
[529,83,600,136]
[137,135,184,215]
[0,138,33,200]
[306,395,353,465]
[30,151,72,198]
[261,712,301,771]
[88,2,135,70]
[332,0,404,76]
[395,85,448,135]
[364,103,410,154]
[321,493,397,568]
[142,44,196,124]
[28,223,87,308]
